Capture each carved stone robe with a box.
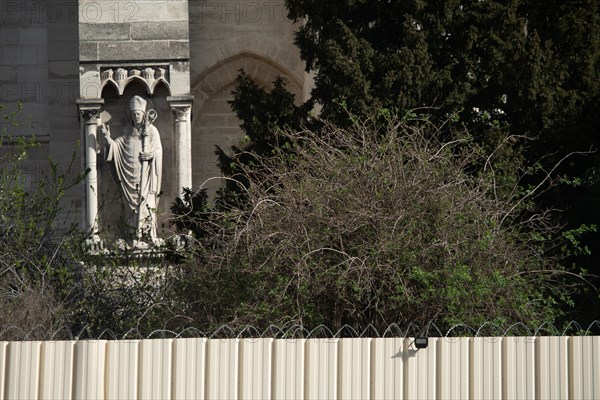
[105,124,162,241]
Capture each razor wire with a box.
[1,320,599,341]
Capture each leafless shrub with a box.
[170,115,584,333]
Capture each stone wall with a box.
[0,0,311,240]
[188,0,311,197]
[79,0,189,62]
[0,0,81,223]
[78,0,191,99]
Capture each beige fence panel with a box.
[338,338,371,400]
[139,338,173,400]
[370,338,404,399]
[105,340,139,400]
[72,340,106,400]
[172,338,207,400]
[4,341,41,400]
[437,337,469,399]
[0,342,7,400]
[503,337,537,399]
[591,336,600,398]
[569,336,600,400]
[470,337,502,399]
[536,336,568,400]
[272,339,304,399]
[305,338,338,400]
[40,341,75,400]
[405,337,437,399]
[239,338,273,400]
[205,339,239,400]
[2,335,600,399]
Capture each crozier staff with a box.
[100,95,163,247]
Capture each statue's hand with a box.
[139,151,154,161]
[100,124,111,139]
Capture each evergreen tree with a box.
[216,72,314,208]
[222,0,600,320]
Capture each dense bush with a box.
[170,116,583,332]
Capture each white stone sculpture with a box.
[100,95,163,249]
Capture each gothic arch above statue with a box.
[100,66,171,97]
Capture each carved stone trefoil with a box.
[100,66,171,96]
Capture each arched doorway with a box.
[190,53,303,199]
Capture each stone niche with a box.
[98,71,173,244]
[78,0,193,250]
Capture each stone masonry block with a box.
[169,65,192,95]
[97,40,189,61]
[0,66,17,82]
[47,23,78,43]
[0,28,19,45]
[18,27,47,45]
[16,65,48,82]
[48,129,81,146]
[160,1,189,21]
[79,69,102,98]
[45,79,80,106]
[48,116,80,131]
[36,44,48,63]
[48,61,78,79]
[130,21,189,40]
[11,102,48,128]
[199,114,228,128]
[0,82,21,102]
[49,143,80,163]
[47,41,79,61]
[1,45,39,65]
[0,2,48,28]
[79,0,188,24]
[79,23,130,41]
[79,41,98,61]
[47,101,78,118]
[226,115,241,127]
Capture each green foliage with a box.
[0,104,87,336]
[67,257,175,337]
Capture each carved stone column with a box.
[76,99,104,238]
[168,96,194,194]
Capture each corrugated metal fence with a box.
[0,336,599,399]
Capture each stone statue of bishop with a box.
[100,95,163,248]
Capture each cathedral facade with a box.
[0,0,311,244]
